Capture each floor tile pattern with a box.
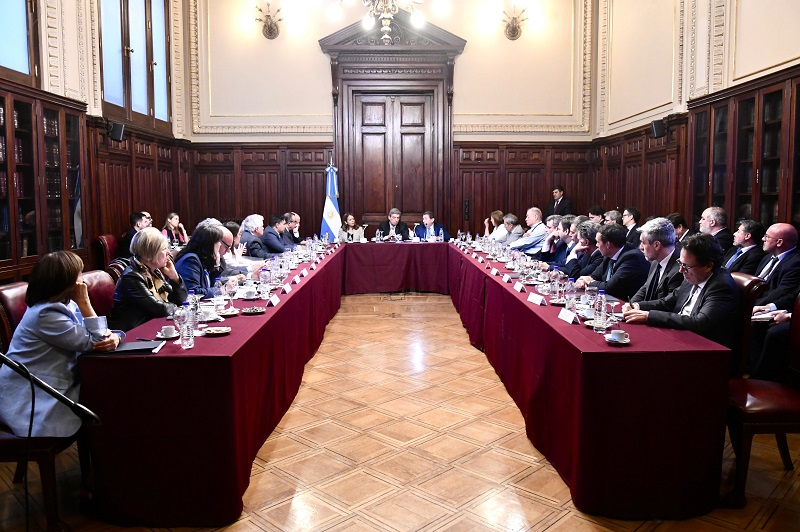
[1,293,799,530]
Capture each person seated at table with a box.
[240,213,272,259]
[377,208,410,240]
[720,219,765,275]
[196,218,248,281]
[109,228,189,331]
[414,211,451,241]
[174,223,224,298]
[338,212,365,242]
[500,213,524,244]
[119,211,151,258]
[588,205,604,224]
[538,216,575,269]
[162,212,188,246]
[262,214,293,253]
[545,220,602,278]
[622,233,741,348]
[0,251,120,437]
[748,302,795,382]
[630,217,683,303]
[284,211,302,245]
[575,223,649,300]
[484,210,506,240]
[604,210,623,226]
[510,207,548,257]
[222,220,248,266]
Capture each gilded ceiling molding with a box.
[597,0,610,132]
[88,0,103,113]
[69,0,88,102]
[171,0,186,137]
[688,0,711,98]
[44,0,63,94]
[455,0,592,134]
[711,0,725,92]
[677,0,685,104]
[188,0,332,135]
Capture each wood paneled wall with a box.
[86,116,688,269]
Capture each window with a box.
[0,0,40,87]
[100,0,171,133]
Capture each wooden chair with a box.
[726,293,800,508]
[82,270,116,317]
[730,272,768,377]
[0,422,76,531]
[0,282,28,352]
[96,234,119,268]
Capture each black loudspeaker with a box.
[650,119,667,138]
[108,122,125,142]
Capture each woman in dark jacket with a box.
[109,227,188,331]
[174,223,224,297]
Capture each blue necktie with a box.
[605,259,616,281]
[724,248,743,270]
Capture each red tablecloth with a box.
[343,241,450,294]
[79,243,730,525]
[79,247,344,526]
[448,245,730,520]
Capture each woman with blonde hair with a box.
[109,227,188,331]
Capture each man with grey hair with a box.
[240,214,265,251]
[540,214,563,256]
[628,217,683,304]
[604,210,623,226]
[377,207,410,240]
[699,206,733,253]
[500,213,524,244]
[510,207,547,257]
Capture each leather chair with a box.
[726,294,800,508]
[82,270,116,317]
[96,234,119,267]
[0,282,28,352]
[0,422,75,531]
[730,272,768,377]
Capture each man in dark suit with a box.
[262,214,291,253]
[414,211,450,241]
[667,212,696,249]
[699,206,733,253]
[119,211,151,258]
[575,223,650,300]
[544,185,573,217]
[630,217,683,303]
[751,223,800,312]
[721,219,766,275]
[622,207,642,249]
[283,211,302,244]
[623,233,741,349]
[377,208,410,240]
[563,221,603,279]
[749,302,795,382]
[539,216,574,270]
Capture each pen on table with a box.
[136,337,153,341]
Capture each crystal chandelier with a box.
[362,0,424,45]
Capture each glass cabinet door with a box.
[691,109,709,225]
[711,104,729,208]
[0,95,11,260]
[792,80,800,233]
[735,96,756,221]
[12,98,38,259]
[759,89,783,226]
[42,106,64,252]
[65,112,83,249]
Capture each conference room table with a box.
[79,241,730,525]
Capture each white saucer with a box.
[156,331,180,340]
[604,334,630,345]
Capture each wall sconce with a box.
[255,2,282,40]
[503,7,527,41]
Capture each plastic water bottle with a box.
[565,278,577,311]
[176,301,194,349]
[438,228,444,242]
[593,289,607,334]
[186,289,198,332]
[212,277,223,298]
[549,266,560,297]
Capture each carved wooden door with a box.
[352,92,435,225]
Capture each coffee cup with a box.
[245,289,257,299]
[161,325,176,337]
[200,305,215,321]
[609,330,629,342]
[583,308,595,319]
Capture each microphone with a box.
[0,352,101,425]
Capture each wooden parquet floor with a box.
[2,293,800,531]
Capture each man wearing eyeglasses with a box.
[622,233,740,348]
[575,223,649,300]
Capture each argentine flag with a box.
[320,161,342,241]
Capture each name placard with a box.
[513,281,526,293]
[281,284,292,294]
[310,263,317,271]
[301,269,309,277]
[292,275,301,285]
[502,274,512,283]
[490,268,499,276]
[267,294,281,307]
[527,293,546,305]
[558,308,580,325]
[472,252,478,259]
[477,256,485,263]
[485,262,492,270]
